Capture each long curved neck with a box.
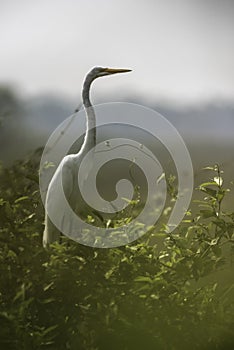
[80,75,96,155]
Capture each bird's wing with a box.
[61,156,76,200]
[43,156,75,243]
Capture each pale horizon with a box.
[1,0,234,105]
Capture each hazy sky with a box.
[1,0,234,104]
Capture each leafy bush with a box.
[0,153,233,350]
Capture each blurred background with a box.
[0,0,233,197]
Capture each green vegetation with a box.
[0,154,233,350]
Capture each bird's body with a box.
[43,66,131,247]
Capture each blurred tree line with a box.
[0,86,25,164]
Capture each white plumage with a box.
[43,67,131,247]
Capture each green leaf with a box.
[42,324,58,336]
[43,282,54,291]
[199,187,217,198]
[14,196,29,203]
[202,166,216,170]
[0,198,5,206]
[134,276,153,283]
[199,181,218,187]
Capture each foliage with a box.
[0,154,233,350]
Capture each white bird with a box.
[43,66,131,247]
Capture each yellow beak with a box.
[104,68,132,74]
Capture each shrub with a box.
[0,155,233,350]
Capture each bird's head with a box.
[89,66,132,79]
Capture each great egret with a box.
[43,67,131,247]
